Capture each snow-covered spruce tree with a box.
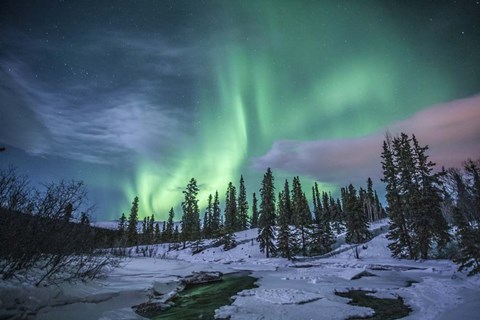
[310,183,335,255]
[161,221,166,242]
[211,191,221,237]
[283,179,293,225]
[411,135,450,259]
[117,212,127,245]
[331,195,344,234]
[181,178,200,249]
[222,182,237,250]
[164,207,175,242]
[127,196,139,246]
[344,184,371,259]
[453,206,480,275]
[203,194,213,238]
[154,223,161,243]
[277,191,291,259]
[257,168,277,258]
[446,160,480,275]
[291,177,312,256]
[382,136,415,259]
[173,225,180,250]
[238,175,249,231]
[250,192,259,228]
[382,133,450,259]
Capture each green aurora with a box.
[1,1,479,220]
[123,1,465,219]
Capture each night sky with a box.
[1,0,480,220]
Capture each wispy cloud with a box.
[253,95,480,184]
[0,30,194,164]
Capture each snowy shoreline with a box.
[1,221,480,319]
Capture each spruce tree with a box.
[250,192,259,228]
[118,212,127,242]
[222,182,237,249]
[161,221,166,242]
[154,223,161,243]
[126,196,139,246]
[181,178,200,248]
[277,191,291,259]
[211,191,221,237]
[411,135,450,258]
[173,225,180,250]
[147,214,155,244]
[382,136,415,259]
[311,183,335,255]
[238,175,249,230]
[224,182,237,232]
[446,160,480,275]
[203,194,213,238]
[382,133,450,259]
[165,207,175,242]
[283,179,293,224]
[344,184,370,258]
[291,177,311,256]
[257,168,277,258]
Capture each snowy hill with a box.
[1,220,479,319]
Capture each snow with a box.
[2,219,480,319]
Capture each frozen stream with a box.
[2,227,480,319]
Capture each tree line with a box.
[119,132,479,275]
[119,170,386,260]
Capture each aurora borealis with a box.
[1,1,480,220]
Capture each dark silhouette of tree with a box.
[257,168,276,258]
[250,192,259,228]
[277,191,291,259]
[127,196,139,246]
[181,178,200,248]
[237,175,249,230]
[382,133,450,259]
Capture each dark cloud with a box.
[254,95,480,185]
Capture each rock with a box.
[134,300,174,318]
[182,271,223,286]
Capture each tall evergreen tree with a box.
[382,136,415,259]
[118,212,127,241]
[222,182,237,249]
[411,135,450,258]
[237,175,249,230]
[126,196,139,246]
[283,179,293,224]
[331,195,344,234]
[203,194,213,238]
[147,214,155,244]
[154,223,161,243]
[382,133,450,259]
[250,192,259,228]
[210,191,221,237]
[310,183,335,255]
[224,182,237,232]
[445,160,480,275]
[277,191,291,259]
[181,178,200,248]
[165,207,175,242]
[291,177,311,256]
[344,184,371,258]
[173,225,180,250]
[257,168,277,258]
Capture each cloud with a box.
[253,95,480,185]
[0,30,191,164]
